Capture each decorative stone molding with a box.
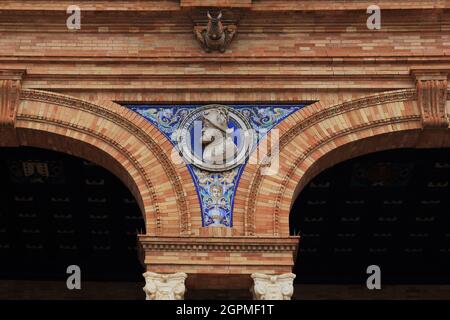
[139,236,298,253]
[412,69,449,129]
[239,86,450,238]
[271,115,420,233]
[18,90,193,236]
[241,89,417,236]
[194,10,237,53]
[181,0,252,7]
[251,273,296,300]
[143,272,187,300]
[138,236,299,279]
[0,69,26,146]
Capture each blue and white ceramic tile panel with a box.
[124,104,305,228]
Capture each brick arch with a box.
[235,89,450,237]
[9,89,197,236]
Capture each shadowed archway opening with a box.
[290,148,450,299]
[0,147,145,299]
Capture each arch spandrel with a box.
[235,89,450,237]
[8,89,197,236]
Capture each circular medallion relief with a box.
[176,105,253,172]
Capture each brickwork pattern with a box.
[0,2,449,285]
[236,90,450,237]
[15,90,199,236]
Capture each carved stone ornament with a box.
[0,69,26,146]
[143,271,188,300]
[176,104,253,172]
[127,103,303,228]
[412,69,449,129]
[251,273,296,300]
[194,10,237,53]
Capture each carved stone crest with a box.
[194,11,237,53]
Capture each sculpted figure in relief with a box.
[201,107,237,165]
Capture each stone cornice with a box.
[181,0,251,8]
[138,235,299,276]
[411,68,450,80]
[244,89,418,235]
[16,65,450,93]
[2,56,450,65]
[0,18,447,34]
[0,69,26,81]
[138,235,299,253]
[24,73,416,81]
[0,1,446,12]
[0,4,447,36]
[21,73,416,92]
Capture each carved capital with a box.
[0,69,26,146]
[250,273,296,300]
[143,271,188,300]
[412,69,449,129]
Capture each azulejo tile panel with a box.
[125,104,305,227]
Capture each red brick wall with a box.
[0,2,449,280]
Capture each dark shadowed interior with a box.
[2,147,450,299]
[0,147,145,299]
[291,148,450,286]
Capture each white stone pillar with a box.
[143,271,188,300]
[250,273,296,300]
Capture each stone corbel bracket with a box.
[411,69,449,129]
[0,69,26,146]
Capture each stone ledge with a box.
[138,235,300,281]
[138,235,299,253]
[180,0,252,8]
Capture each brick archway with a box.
[2,88,198,236]
[235,88,450,237]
